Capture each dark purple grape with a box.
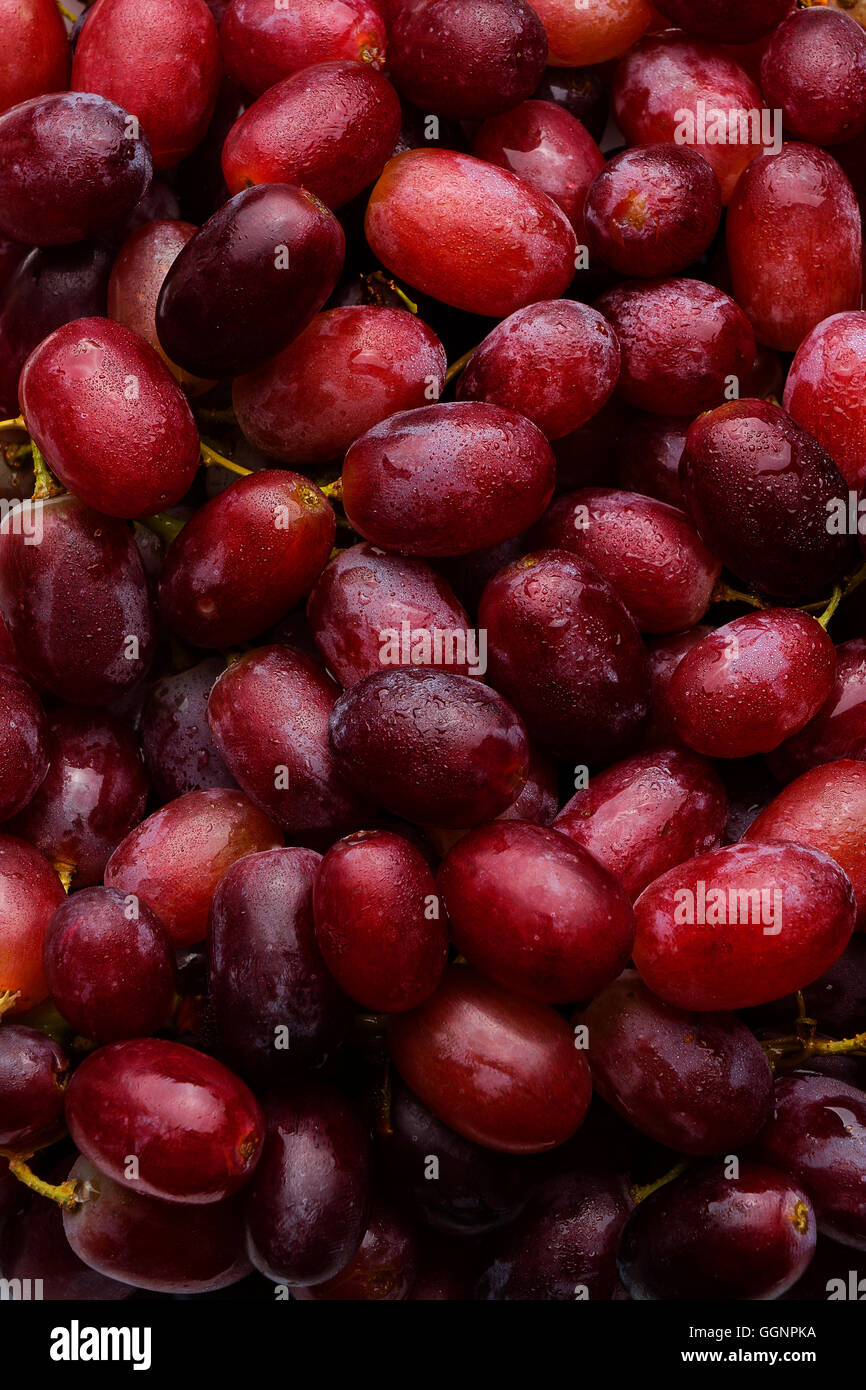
[0,665,47,822]
[291,1197,418,1300]
[141,659,238,800]
[0,1023,68,1150]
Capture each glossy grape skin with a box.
[479,552,651,764]
[0,94,152,247]
[532,65,609,142]
[0,497,155,707]
[581,972,773,1155]
[233,308,446,467]
[0,666,47,823]
[329,667,529,829]
[654,0,793,43]
[63,1157,252,1294]
[615,414,688,510]
[365,150,577,318]
[4,1169,134,1301]
[158,472,335,648]
[0,835,64,1014]
[0,1024,68,1150]
[618,1162,816,1301]
[209,848,350,1083]
[783,311,866,490]
[498,750,559,830]
[388,966,592,1154]
[595,278,755,416]
[342,403,555,556]
[313,831,447,1012]
[531,488,719,634]
[0,238,27,297]
[757,1075,866,1251]
[0,240,113,417]
[65,1038,263,1204]
[107,219,213,394]
[531,0,652,66]
[472,101,604,239]
[156,184,345,380]
[554,749,727,901]
[746,762,866,931]
[633,840,856,1012]
[387,0,546,121]
[727,145,862,353]
[19,318,201,519]
[222,61,401,210]
[242,1084,371,1285]
[456,302,618,442]
[761,8,866,146]
[43,887,176,1044]
[141,660,236,801]
[669,611,838,761]
[307,544,472,687]
[585,144,722,279]
[0,0,70,117]
[612,34,769,203]
[680,400,856,601]
[207,647,365,843]
[439,823,633,1005]
[71,0,221,170]
[477,1171,631,1301]
[768,639,866,783]
[8,707,148,889]
[105,788,282,949]
[221,0,386,96]
[380,1079,527,1237]
[291,1197,417,1300]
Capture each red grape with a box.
[43,887,176,1044]
[329,667,529,828]
[595,278,756,415]
[19,317,201,518]
[0,0,70,117]
[222,61,401,210]
[653,0,794,44]
[387,0,547,121]
[531,488,720,633]
[71,0,222,170]
[65,1037,264,1204]
[233,307,446,467]
[479,551,651,763]
[783,310,866,490]
[0,665,47,823]
[141,659,238,801]
[0,93,152,246]
[555,748,727,900]
[208,847,351,1082]
[585,144,722,279]
[221,0,387,96]
[313,830,448,1012]
[746,761,866,931]
[612,33,771,202]
[761,7,866,146]
[532,0,652,66]
[9,707,148,888]
[0,496,155,706]
[617,1161,816,1300]
[668,610,838,759]
[105,787,282,948]
[0,1024,68,1150]
[581,971,773,1154]
[307,544,473,687]
[768,639,866,783]
[0,834,65,1014]
[388,966,592,1154]
[243,1083,371,1285]
[456,301,619,441]
[156,184,345,380]
[633,840,856,1011]
[341,403,555,556]
[64,1157,252,1294]
[756,1075,866,1251]
[472,101,604,238]
[206,646,365,842]
[365,150,577,318]
[438,821,634,1004]
[4,1164,134,1300]
[727,144,862,352]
